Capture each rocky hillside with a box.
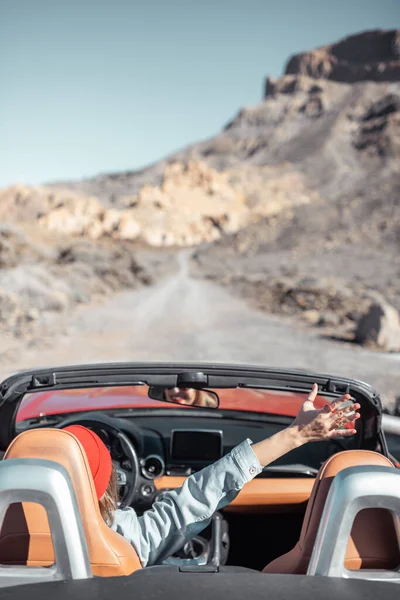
[0,222,177,362]
[0,159,318,247]
[191,29,400,350]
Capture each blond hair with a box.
[99,466,119,525]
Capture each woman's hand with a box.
[251,384,361,468]
[291,383,360,443]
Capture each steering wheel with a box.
[55,414,140,508]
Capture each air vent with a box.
[141,455,165,480]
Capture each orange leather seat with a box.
[0,428,142,577]
[263,450,400,574]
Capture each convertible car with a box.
[0,362,399,600]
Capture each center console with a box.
[161,512,229,567]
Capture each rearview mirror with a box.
[148,386,219,408]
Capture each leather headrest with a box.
[0,429,141,576]
[300,449,394,546]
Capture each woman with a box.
[65,384,360,568]
[163,387,218,407]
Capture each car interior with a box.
[0,364,399,589]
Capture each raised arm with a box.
[252,384,359,466]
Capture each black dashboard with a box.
[97,411,359,490]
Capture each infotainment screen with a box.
[171,430,223,462]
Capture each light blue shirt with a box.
[111,439,262,566]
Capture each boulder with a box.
[302,309,321,325]
[355,296,400,351]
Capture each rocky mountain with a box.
[48,29,400,200]
[1,30,399,248]
[3,30,396,243]
[190,30,400,349]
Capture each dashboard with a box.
[87,410,359,513]
[11,406,362,513]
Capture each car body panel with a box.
[4,565,400,600]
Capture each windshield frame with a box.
[0,361,383,453]
[15,384,350,423]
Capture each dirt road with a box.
[1,251,399,404]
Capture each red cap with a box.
[64,425,112,500]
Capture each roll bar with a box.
[0,458,92,588]
[308,465,400,582]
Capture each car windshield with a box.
[17,384,341,422]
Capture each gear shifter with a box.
[161,512,229,567]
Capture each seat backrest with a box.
[263,450,400,574]
[0,429,142,577]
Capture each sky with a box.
[0,0,399,188]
